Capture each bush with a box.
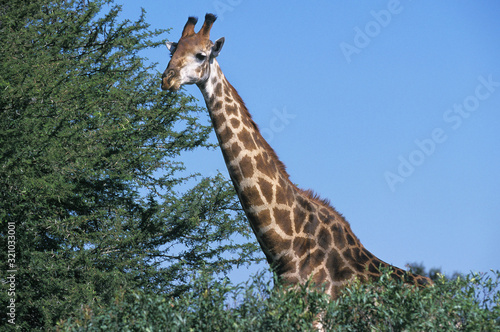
[58,269,500,331]
[325,270,500,331]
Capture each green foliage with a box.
[57,270,325,332]
[0,0,261,329]
[59,270,500,331]
[325,269,500,331]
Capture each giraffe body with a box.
[162,14,431,299]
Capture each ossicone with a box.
[181,16,198,37]
[181,13,217,39]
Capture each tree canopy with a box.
[0,0,261,329]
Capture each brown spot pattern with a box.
[275,255,296,275]
[293,236,313,257]
[239,185,264,208]
[214,82,222,97]
[317,227,331,250]
[305,214,320,235]
[258,177,274,204]
[327,250,354,282]
[260,229,283,253]
[239,155,254,179]
[274,208,293,236]
[226,104,238,116]
[238,129,257,151]
[299,249,325,278]
[230,118,240,129]
[293,205,306,234]
[331,224,346,249]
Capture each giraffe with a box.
[161,13,432,299]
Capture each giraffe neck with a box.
[198,59,296,263]
[196,59,432,297]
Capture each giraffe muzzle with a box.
[161,69,179,91]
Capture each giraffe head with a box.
[161,14,225,91]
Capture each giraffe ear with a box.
[211,37,224,57]
[166,41,177,54]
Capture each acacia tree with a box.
[0,0,261,329]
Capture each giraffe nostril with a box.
[162,69,176,80]
[166,69,175,79]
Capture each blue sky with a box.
[117,1,500,282]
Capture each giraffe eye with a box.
[196,53,207,61]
